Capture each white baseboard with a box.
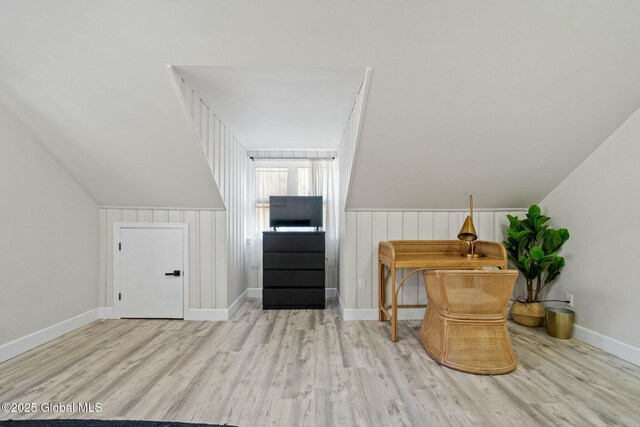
[396,308,426,320]
[102,289,254,322]
[573,324,640,367]
[186,308,229,321]
[342,307,379,321]
[338,293,425,321]
[246,288,263,298]
[340,307,425,321]
[0,308,100,363]
[98,307,114,319]
[227,288,248,319]
[185,287,250,321]
[243,288,338,299]
[337,292,373,320]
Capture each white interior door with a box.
[119,227,184,318]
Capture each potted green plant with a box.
[502,205,569,326]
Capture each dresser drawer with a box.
[263,252,325,270]
[263,288,325,309]
[263,270,324,288]
[263,233,325,252]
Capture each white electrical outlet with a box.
[566,293,574,307]
[358,279,366,290]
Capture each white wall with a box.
[0,102,99,346]
[341,209,526,313]
[98,208,227,310]
[541,106,640,351]
[333,72,527,317]
[97,73,250,311]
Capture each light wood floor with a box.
[1,298,640,427]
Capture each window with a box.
[252,159,332,234]
[255,166,289,234]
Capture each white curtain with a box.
[310,160,337,266]
[247,158,338,273]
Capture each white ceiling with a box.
[175,66,366,150]
[1,0,640,209]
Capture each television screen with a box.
[269,196,323,228]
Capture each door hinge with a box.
[118,292,122,301]
[118,243,121,251]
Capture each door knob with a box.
[165,270,181,277]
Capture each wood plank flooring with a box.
[1,298,640,426]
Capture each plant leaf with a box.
[558,228,570,242]
[530,246,544,261]
[537,215,551,226]
[545,271,561,285]
[528,205,541,217]
[507,214,520,227]
[542,229,563,253]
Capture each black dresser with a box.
[262,231,325,309]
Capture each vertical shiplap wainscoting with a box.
[172,71,250,308]
[340,209,527,320]
[99,208,227,313]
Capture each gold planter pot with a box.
[510,301,545,327]
[545,307,575,339]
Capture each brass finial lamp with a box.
[458,195,483,258]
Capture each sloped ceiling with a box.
[1,1,640,209]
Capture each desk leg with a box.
[391,268,398,342]
[378,262,386,321]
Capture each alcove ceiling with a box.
[175,66,366,150]
[1,1,639,209]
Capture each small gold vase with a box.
[510,301,545,327]
[545,307,575,339]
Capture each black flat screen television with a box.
[269,196,323,228]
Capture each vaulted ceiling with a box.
[1,1,639,209]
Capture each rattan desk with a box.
[378,240,508,341]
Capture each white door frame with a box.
[113,222,189,319]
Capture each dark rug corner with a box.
[0,420,235,427]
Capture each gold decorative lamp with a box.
[458,195,483,258]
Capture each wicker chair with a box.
[419,269,518,375]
